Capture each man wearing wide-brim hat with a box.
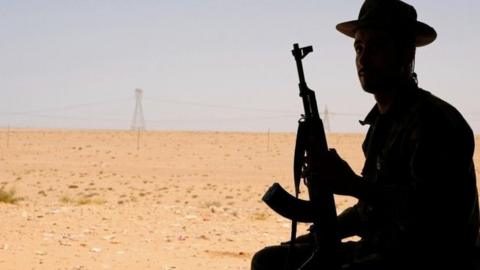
[251,0,479,269]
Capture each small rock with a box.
[50,208,61,214]
[102,235,115,241]
[185,214,197,220]
[36,251,47,256]
[59,240,71,246]
[198,235,209,240]
[91,247,102,253]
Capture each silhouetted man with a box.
[251,0,479,269]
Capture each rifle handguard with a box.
[262,183,315,223]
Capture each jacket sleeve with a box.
[337,204,364,239]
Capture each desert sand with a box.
[0,129,478,270]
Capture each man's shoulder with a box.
[416,89,457,116]
[410,88,473,138]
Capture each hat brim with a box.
[336,20,437,47]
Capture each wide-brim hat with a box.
[336,0,437,47]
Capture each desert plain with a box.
[0,129,478,270]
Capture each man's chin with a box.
[360,83,378,94]
[361,80,391,94]
[359,78,378,94]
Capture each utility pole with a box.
[267,128,270,152]
[6,125,10,148]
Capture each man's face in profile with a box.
[354,28,402,94]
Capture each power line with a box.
[4,113,127,123]
[2,96,478,131]
[2,97,132,116]
[144,97,368,117]
[146,114,297,123]
[144,97,298,114]
[1,111,362,123]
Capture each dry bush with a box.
[0,187,23,204]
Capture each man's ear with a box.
[398,45,416,75]
[407,47,416,76]
[403,46,416,66]
[407,46,416,65]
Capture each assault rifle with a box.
[262,44,340,269]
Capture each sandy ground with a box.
[0,129,477,270]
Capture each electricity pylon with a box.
[131,88,146,131]
[323,105,331,133]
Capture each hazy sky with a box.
[1,0,479,132]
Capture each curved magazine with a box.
[262,183,315,223]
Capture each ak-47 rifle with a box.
[262,43,340,269]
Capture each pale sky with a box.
[1,0,479,132]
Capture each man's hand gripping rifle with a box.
[262,44,340,269]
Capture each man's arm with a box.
[313,149,411,204]
[337,205,363,239]
[282,204,363,245]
